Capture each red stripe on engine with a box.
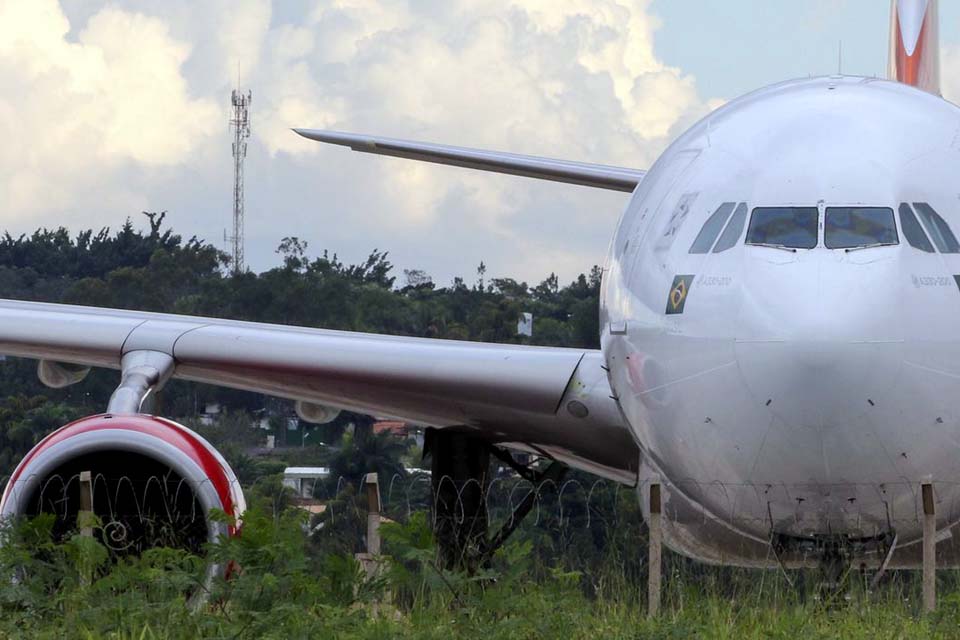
[5,414,236,527]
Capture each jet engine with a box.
[0,414,245,566]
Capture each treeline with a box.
[0,213,602,476]
[0,212,600,343]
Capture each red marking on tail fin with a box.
[889,0,940,95]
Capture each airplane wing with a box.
[0,299,638,484]
[293,129,645,192]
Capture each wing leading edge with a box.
[0,299,638,484]
[293,129,645,192]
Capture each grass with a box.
[2,498,960,638]
[4,552,957,638]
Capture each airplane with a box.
[0,0,953,579]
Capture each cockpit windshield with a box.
[746,207,818,249]
[913,203,960,253]
[824,207,898,249]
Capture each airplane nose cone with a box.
[735,340,903,429]
[735,250,904,429]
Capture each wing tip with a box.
[291,128,360,148]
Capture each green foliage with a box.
[63,533,110,585]
[0,395,83,480]
[325,430,408,494]
[2,498,960,637]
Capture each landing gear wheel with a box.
[425,429,490,572]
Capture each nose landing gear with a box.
[770,529,898,604]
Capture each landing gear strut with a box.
[426,429,490,571]
[424,428,566,572]
[770,528,898,604]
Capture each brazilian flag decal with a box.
[665,275,694,315]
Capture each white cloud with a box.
[247,0,715,251]
[0,0,718,283]
[0,0,218,221]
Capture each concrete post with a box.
[648,483,662,617]
[78,470,93,538]
[365,472,381,555]
[922,481,936,613]
[78,470,94,586]
[355,472,387,608]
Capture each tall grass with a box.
[1,483,960,638]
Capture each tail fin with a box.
[888,0,940,95]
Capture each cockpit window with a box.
[899,203,935,253]
[913,203,960,253]
[824,207,898,249]
[746,207,818,249]
[712,202,747,253]
[688,202,735,254]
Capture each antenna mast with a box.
[229,85,251,274]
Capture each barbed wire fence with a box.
[10,468,960,607]
[0,470,209,558]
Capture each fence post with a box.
[365,472,381,555]
[922,481,936,613]
[354,472,389,611]
[79,470,93,538]
[648,483,662,617]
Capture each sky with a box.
[2,0,959,288]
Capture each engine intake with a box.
[0,414,245,567]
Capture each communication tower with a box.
[228,87,252,273]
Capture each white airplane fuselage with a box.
[601,75,960,567]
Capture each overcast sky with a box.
[3,0,960,287]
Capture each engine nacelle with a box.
[295,400,341,424]
[0,414,245,566]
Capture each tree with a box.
[476,261,487,291]
[276,236,309,271]
[402,269,433,290]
